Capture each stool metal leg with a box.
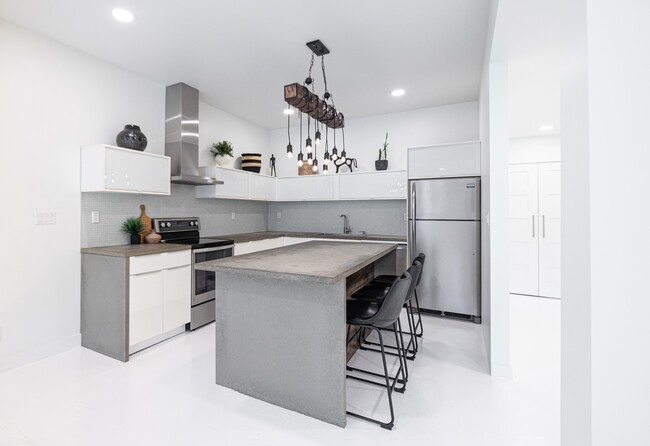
[413,288,424,338]
[346,328,397,430]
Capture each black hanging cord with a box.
[287,110,291,144]
[299,113,303,154]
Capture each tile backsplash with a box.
[80,184,269,248]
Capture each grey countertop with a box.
[197,240,397,284]
[81,243,190,257]
[217,231,406,244]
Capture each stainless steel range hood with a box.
[165,83,222,186]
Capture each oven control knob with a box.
[164,222,170,228]
[194,220,199,226]
[189,221,195,226]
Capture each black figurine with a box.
[270,154,277,177]
[333,157,357,173]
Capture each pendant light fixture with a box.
[284,39,355,174]
[286,106,293,159]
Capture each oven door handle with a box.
[193,245,235,255]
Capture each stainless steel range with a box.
[153,217,234,330]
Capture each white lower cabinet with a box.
[128,251,191,352]
[234,237,285,256]
[508,162,561,298]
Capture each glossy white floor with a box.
[0,295,560,446]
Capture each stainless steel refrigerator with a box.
[408,177,481,323]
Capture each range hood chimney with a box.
[165,83,222,185]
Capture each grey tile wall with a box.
[268,200,407,236]
[81,185,269,247]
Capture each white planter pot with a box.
[215,155,233,167]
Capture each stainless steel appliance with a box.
[408,177,481,323]
[153,217,234,330]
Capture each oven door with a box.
[192,245,234,306]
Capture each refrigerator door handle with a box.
[408,220,416,262]
[542,215,546,238]
[532,215,536,238]
[409,181,417,219]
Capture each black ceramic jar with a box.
[116,125,148,151]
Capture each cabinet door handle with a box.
[532,215,536,238]
[542,215,546,238]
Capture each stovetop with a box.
[160,237,234,250]
[153,217,233,249]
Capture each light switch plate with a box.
[231,212,236,220]
[276,212,281,219]
[91,211,100,224]
[403,213,408,221]
[36,211,56,225]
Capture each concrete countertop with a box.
[81,243,190,257]
[217,231,406,244]
[197,241,397,284]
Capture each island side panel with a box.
[215,271,347,427]
[81,253,128,362]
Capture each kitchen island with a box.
[197,241,398,427]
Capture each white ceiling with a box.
[0,0,490,130]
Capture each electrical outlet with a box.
[91,211,100,224]
[276,212,282,219]
[36,211,57,225]
[231,212,236,221]
[404,213,408,221]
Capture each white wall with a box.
[509,135,561,164]
[561,1,650,444]
[0,20,164,371]
[269,102,479,177]
[0,20,271,372]
[198,103,271,172]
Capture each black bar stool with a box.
[371,253,426,338]
[352,261,423,363]
[346,272,412,430]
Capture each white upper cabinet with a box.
[81,145,171,195]
[249,174,277,201]
[408,141,480,179]
[276,175,337,201]
[196,166,250,199]
[195,166,277,201]
[339,170,407,200]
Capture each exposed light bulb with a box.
[312,164,318,172]
[307,158,313,165]
[315,131,321,145]
[287,152,293,159]
[283,108,295,115]
[298,159,303,167]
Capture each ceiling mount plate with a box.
[306,39,330,56]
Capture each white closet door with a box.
[538,162,562,298]
[509,164,539,295]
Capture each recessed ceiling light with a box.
[391,89,405,97]
[112,8,134,23]
[283,108,295,115]
[539,124,555,132]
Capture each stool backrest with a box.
[367,272,412,328]
[413,253,426,286]
[405,261,422,302]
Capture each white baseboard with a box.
[491,362,514,379]
[0,333,81,374]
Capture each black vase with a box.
[116,125,148,151]
[375,159,388,171]
[130,234,141,245]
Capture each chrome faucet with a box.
[340,214,351,234]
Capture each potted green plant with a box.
[375,132,389,171]
[121,217,145,245]
[210,141,234,167]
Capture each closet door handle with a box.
[532,215,536,238]
[542,215,546,238]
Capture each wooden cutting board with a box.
[139,204,152,243]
